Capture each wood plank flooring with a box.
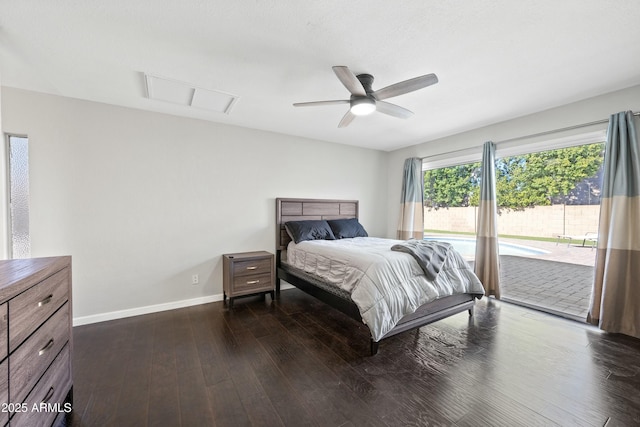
[65,289,640,426]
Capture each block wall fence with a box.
[424,205,600,237]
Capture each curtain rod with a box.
[420,111,640,160]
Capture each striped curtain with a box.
[475,141,501,298]
[588,111,640,339]
[397,157,424,240]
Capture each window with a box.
[7,135,30,258]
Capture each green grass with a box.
[424,229,560,243]
[498,234,560,243]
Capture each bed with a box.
[275,197,485,355]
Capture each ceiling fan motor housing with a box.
[356,74,375,94]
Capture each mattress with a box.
[284,237,485,341]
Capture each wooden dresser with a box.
[223,251,275,308]
[0,256,73,427]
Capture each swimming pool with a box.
[423,236,548,257]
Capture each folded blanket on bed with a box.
[391,240,452,281]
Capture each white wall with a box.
[386,84,640,237]
[1,88,388,323]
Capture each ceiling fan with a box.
[293,66,438,128]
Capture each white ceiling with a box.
[2,1,640,151]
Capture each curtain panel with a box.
[475,141,501,298]
[397,157,424,240]
[588,111,640,339]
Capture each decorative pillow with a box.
[327,218,368,239]
[284,220,336,244]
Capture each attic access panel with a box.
[144,74,238,114]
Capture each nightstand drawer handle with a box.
[38,294,53,307]
[246,280,260,285]
[246,266,258,270]
[38,339,54,356]
[43,386,55,403]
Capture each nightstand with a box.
[222,251,275,308]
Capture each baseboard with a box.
[72,283,295,327]
[72,294,222,326]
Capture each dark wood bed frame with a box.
[275,197,479,355]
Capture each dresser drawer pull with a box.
[38,294,54,307]
[246,280,260,285]
[43,386,55,403]
[38,339,54,356]
[246,266,258,270]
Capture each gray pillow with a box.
[284,220,336,244]
[327,218,368,239]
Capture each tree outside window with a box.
[423,143,604,211]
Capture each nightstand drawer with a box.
[10,303,70,404]
[9,267,69,352]
[232,258,272,277]
[232,273,273,292]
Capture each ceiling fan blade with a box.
[332,66,367,96]
[338,110,356,128]
[375,101,414,119]
[293,100,350,107]
[373,73,438,100]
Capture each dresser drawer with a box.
[9,268,69,353]
[232,258,272,277]
[10,303,70,404]
[12,343,71,427]
[0,357,7,426]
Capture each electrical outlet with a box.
[192,274,199,285]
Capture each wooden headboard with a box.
[276,198,359,250]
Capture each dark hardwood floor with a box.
[66,289,640,426]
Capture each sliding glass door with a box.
[496,142,604,320]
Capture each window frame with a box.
[422,130,607,171]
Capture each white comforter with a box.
[285,237,485,341]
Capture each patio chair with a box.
[556,232,598,248]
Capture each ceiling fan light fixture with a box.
[350,97,376,116]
